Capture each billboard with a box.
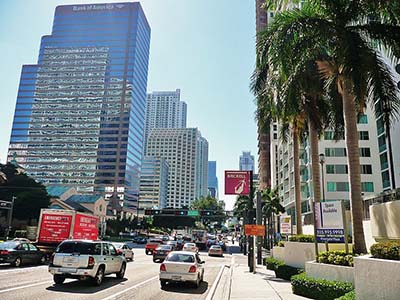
[224,171,250,195]
[72,213,99,240]
[245,225,265,236]
[315,201,345,243]
[38,213,73,243]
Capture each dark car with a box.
[153,245,173,262]
[0,241,46,267]
[132,236,147,244]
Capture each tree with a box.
[190,195,226,225]
[0,163,51,225]
[255,0,400,253]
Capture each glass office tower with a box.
[7,3,151,209]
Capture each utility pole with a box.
[6,197,16,240]
[256,190,262,264]
[248,171,255,272]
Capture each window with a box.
[378,135,387,152]
[360,148,371,157]
[380,153,388,170]
[326,165,348,174]
[362,182,374,192]
[327,182,349,192]
[28,244,39,251]
[382,171,390,189]
[376,118,384,135]
[359,131,369,140]
[360,165,372,174]
[324,131,334,140]
[357,114,368,124]
[325,148,346,157]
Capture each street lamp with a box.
[319,153,326,202]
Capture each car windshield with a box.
[56,241,101,255]
[112,243,123,248]
[166,253,195,263]
[0,242,18,250]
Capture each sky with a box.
[0,0,258,210]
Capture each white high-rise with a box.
[145,128,208,208]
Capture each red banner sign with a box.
[72,213,99,240]
[224,170,250,195]
[38,213,73,243]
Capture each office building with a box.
[239,151,255,172]
[139,157,169,209]
[207,161,218,198]
[145,128,208,208]
[7,3,151,209]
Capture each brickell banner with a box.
[224,171,250,195]
[315,201,345,243]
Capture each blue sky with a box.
[0,0,258,210]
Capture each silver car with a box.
[159,251,205,288]
[49,240,127,286]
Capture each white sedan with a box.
[159,251,205,288]
[112,242,134,261]
[182,242,198,252]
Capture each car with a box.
[182,243,198,253]
[132,236,147,244]
[48,240,126,286]
[166,241,178,250]
[208,245,223,257]
[206,239,217,248]
[112,242,134,261]
[159,251,205,288]
[153,245,173,262]
[175,240,184,251]
[145,238,163,255]
[0,241,47,267]
[162,235,170,242]
[218,241,226,251]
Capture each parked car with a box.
[208,245,223,257]
[132,236,147,244]
[0,241,46,267]
[145,238,163,255]
[159,251,205,288]
[153,245,173,262]
[48,240,126,286]
[166,241,178,250]
[112,242,134,261]
[182,243,198,253]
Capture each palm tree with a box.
[256,1,400,253]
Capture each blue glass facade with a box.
[8,3,150,208]
[207,161,218,198]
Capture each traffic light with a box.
[175,210,188,216]
[200,210,212,216]
[144,209,161,215]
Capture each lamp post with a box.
[319,153,326,202]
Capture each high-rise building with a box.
[7,3,151,209]
[207,161,218,198]
[139,157,169,209]
[239,151,255,172]
[145,128,208,208]
[145,89,187,142]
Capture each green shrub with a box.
[318,251,355,267]
[274,264,302,280]
[289,234,315,243]
[264,257,284,270]
[335,290,355,300]
[277,241,285,247]
[370,241,400,260]
[291,273,353,300]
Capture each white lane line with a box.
[0,265,48,274]
[0,280,53,294]
[205,264,226,300]
[100,275,158,300]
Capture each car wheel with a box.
[53,274,65,285]
[152,258,157,263]
[160,279,167,289]
[13,257,22,267]
[116,263,126,279]
[193,275,200,288]
[93,266,104,286]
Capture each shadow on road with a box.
[161,281,209,294]
[46,277,128,294]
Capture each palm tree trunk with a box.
[293,125,303,235]
[341,80,367,254]
[309,119,321,203]
[263,215,267,248]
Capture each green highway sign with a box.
[188,210,199,216]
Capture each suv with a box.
[48,240,126,286]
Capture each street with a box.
[0,245,232,300]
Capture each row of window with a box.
[325,164,372,174]
[324,147,371,157]
[324,131,369,140]
[327,182,374,192]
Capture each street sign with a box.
[224,170,250,195]
[0,200,12,210]
[315,201,345,243]
[244,224,265,236]
[280,216,292,234]
[188,210,199,216]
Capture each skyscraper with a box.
[239,151,255,172]
[207,161,218,198]
[7,3,151,209]
[145,128,208,208]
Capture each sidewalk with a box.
[220,254,308,300]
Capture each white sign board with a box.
[315,201,345,243]
[280,216,292,234]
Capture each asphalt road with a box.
[0,245,232,300]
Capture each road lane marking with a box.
[205,264,226,300]
[0,280,53,294]
[0,265,48,274]
[100,275,158,300]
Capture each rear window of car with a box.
[0,242,18,250]
[56,241,101,255]
[166,253,195,263]
[148,239,162,244]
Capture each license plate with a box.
[63,256,78,263]
[60,268,77,273]
[171,275,182,281]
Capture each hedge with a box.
[370,241,400,260]
[264,257,284,270]
[318,251,355,267]
[288,234,315,243]
[274,264,303,280]
[335,290,355,300]
[291,273,353,300]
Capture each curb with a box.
[205,264,226,300]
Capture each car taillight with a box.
[189,265,197,273]
[0,250,9,255]
[88,256,95,268]
[160,263,166,272]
